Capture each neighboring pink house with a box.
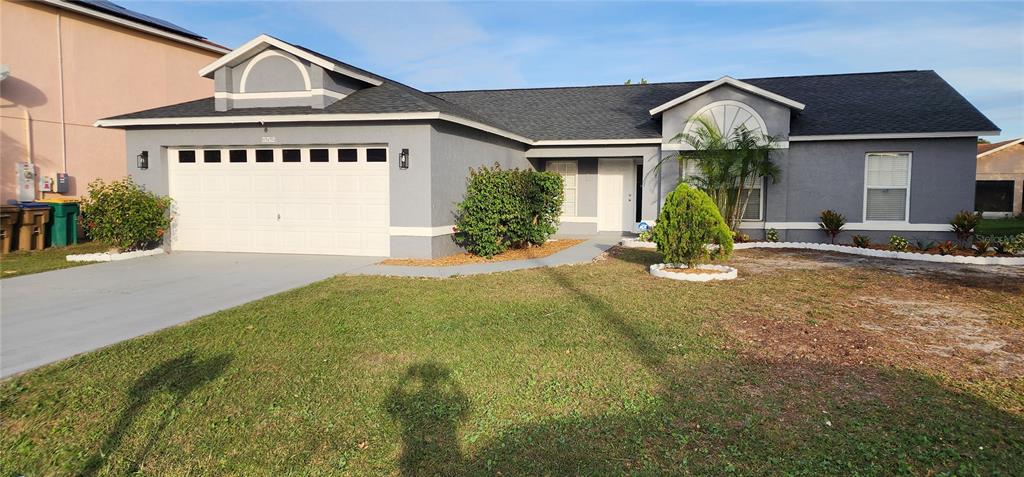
[0,0,228,201]
[976,138,1024,216]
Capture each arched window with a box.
[683,100,768,137]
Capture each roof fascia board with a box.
[648,76,806,116]
[532,138,662,146]
[977,138,1024,158]
[36,0,229,54]
[790,131,1001,141]
[198,34,383,86]
[95,111,532,144]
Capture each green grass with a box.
[977,217,1024,236]
[0,241,109,279]
[2,249,1022,476]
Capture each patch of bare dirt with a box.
[729,282,1024,380]
[733,248,1024,281]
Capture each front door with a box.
[597,158,635,231]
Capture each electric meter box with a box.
[56,173,70,193]
[16,162,36,202]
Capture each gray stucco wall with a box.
[428,122,530,227]
[777,137,976,224]
[660,84,791,142]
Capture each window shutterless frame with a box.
[862,152,912,223]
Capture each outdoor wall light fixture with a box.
[399,148,409,169]
[137,150,149,170]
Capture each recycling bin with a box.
[0,205,19,254]
[39,199,80,247]
[13,202,51,251]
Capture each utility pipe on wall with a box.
[56,9,68,173]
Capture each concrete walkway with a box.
[1,252,379,378]
[351,234,621,278]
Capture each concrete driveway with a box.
[1,252,380,378]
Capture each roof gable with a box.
[978,138,1023,157]
[648,76,805,116]
[199,34,382,87]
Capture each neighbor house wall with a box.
[0,0,221,201]
[124,121,433,255]
[976,143,1024,215]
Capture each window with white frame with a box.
[681,159,763,221]
[864,152,911,221]
[547,160,578,217]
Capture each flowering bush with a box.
[80,178,172,251]
[765,228,779,242]
[888,235,909,252]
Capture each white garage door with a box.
[168,145,389,256]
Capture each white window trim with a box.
[741,177,764,222]
[548,160,578,218]
[863,152,912,223]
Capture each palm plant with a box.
[655,115,781,230]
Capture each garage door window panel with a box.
[178,150,196,163]
[204,150,222,163]
[283,149,301,163]
[310,148,329,163]
[230,150,248,163]
[367,148,387,163]
[338,148,358,163]
[255,149,274,163]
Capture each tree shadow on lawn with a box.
[81,352,232,476]
[383,263,1024,475]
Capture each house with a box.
[0,0,228,201]
[976,138,1024,217]
[97,34,999,258]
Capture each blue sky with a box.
[125,0,1024,139]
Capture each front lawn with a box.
[0,241,109,279]
[2,248,1022,475]
[978,217,1024,236]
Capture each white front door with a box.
[597,158,635,232]
[168,146,389,256]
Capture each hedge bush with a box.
[453,165,563,258]
[80,178,172,251]
[651,183,733,267]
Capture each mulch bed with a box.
[380,239,585,267]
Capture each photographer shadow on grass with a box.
[82,352,232,476]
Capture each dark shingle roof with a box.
[105,68,999,142]
[433,70,999,140]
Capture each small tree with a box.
[651,183,733,268]
[949,210,981,248]
[818,210,846,244]
[80,178,172,250]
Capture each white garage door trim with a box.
[168,145,390,256]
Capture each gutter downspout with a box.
[56,9,67,173]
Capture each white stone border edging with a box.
[67,248,165,263]
[621,239,1024,266]
[650,263,738,281]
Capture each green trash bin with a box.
[39,199,80,247]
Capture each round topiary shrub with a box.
[651,183,733,268]
[80,178,172,251]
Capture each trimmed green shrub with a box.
[651,183,733,267]
[818,210,846,244]
[889,235,909,252]
[80,178,172,251]
[851,234,871,248]
[453,165,563,258]
[765,228,779,243]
